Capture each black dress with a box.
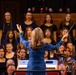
[0,62,6,75]
[0,22,17,43]
[40,24,57,34]
[59,22,76,45]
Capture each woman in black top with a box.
[59,13,76,45]
[40,14,57,42]
[0,11,17,44]
[0,45,6,74]
[2,30,18,52]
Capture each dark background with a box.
[0,0,76,24]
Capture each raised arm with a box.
[45,40,63,50]
[45,33,68,50]
[17,24,29,48]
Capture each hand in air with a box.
[16,24,22,33]
[62,33,68,41]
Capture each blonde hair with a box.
[30,27,44,50]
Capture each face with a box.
[58,64,66,75]
[7,65,15,74]
[8,31,13,38]
[58,45,65,53]
[46,15,51,23]
[5,12,11,21]
[26,28,32,36]
[19,49,26,58]
[62,29,68,36]
[6,44,13,53]
[45,29,51,38]
[0,49,4,58]
[67,43,73,51]
[25,12,32,20]
[65,14,71,22]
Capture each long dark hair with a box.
[44,14,53,24]
[44,28,53,38]
[6,30,15,43]
[3,11,12,32]
[62,13,74,26]
[24,12,34,21]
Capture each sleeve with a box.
[45,40,63,51]
[20,33,29,49]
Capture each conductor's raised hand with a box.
[16,24,22,33]
[61,33,68,41]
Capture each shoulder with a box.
[12,22,16,25]
[21,22,26,26]
[32,21,36,24]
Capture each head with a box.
[7,64,15,74]
[0,45,5,58]
[25,12,33,21]
[30,27,44,50]
[65,13,71,22]
[6,30,15,39]
[58,64,66,75]
[19,48,27,59]
[62,28,68,36]
[4,11,11,21]
[58,45,65,54]
[6,59,15,67]
[44,14,53,23]
[67,42,74,51]
[65,47,71,56]
[6,43,13,53]
[25,26,33,36]
[44,28,51,38]
[3,12,12,31]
